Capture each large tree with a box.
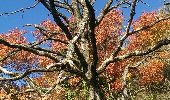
[1,0,170,99]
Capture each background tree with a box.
[1,0,170,100]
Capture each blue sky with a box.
[0,0,51,33]
[0,0,165,34]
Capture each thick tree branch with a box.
[41,0,73,40]
[72,0,82,20]
[97,38,170,74]
[0,34,66,65]
[84,0,98,67]
[0,58,86,82]
[0,68,59,81]
[115,39,170,60]
[0,39,58,61]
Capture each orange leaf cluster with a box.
[102,11,170,90]
[68,77,80,86]
[96,10,123,66]
[139,59,164,85]
[33,20,68,52]
[33,20,61,39]
[110,79,123,91]
[106,61,127,78]
[129,12,170,51]
[95,10,123,44]
[0,29,36,69]
[38,56,55,68]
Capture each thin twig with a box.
[0,1,39,16]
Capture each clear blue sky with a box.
[0,0,164,33]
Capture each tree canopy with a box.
[1,0,170,99]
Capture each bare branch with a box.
[90,0,96,5]
[14,89,36,95]
[0,38,58,61]
[40,0,73,40]
[44,71,65,95]
[0,66,14,75]
[115,39,170,60]
[97,0,113,25]
[25,76,42,96]
[0,1,39,16]
[72,0,82,20]
[112,0,137,57]
[0,68,60,81]
[54,0,73,12]
[24,24,68,44]
[130,15,170,35]
[97,0,137,74]
[96,0,130,25]
[0,34,66,65]
[97,38,170,74]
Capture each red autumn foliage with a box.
[139,59,164,85]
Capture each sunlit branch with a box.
[0,1,39,16]
[63,0,74,11]
[0,38,58,61]
[24,24,68,44]
[47,61,85,80]
[41,0,73,40]
[97,38,170,74]
[72,0,82,20]
[115,39,170,60]
[44,71,65,95]
[0,49,20,62]
[97,0,113,25]
[113,0,137,57]
[121,64,129,99]
[26,76,42,96]
[0,66,14,75]
[0,68,61,81]
[0,57,86,81]
[97,0,137,74]
[90,0,96,5]
[12,71,66,97]
[13,89,36,95]
[130,15,170,35]
[54,0,73,12]
[96,0,130,25]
